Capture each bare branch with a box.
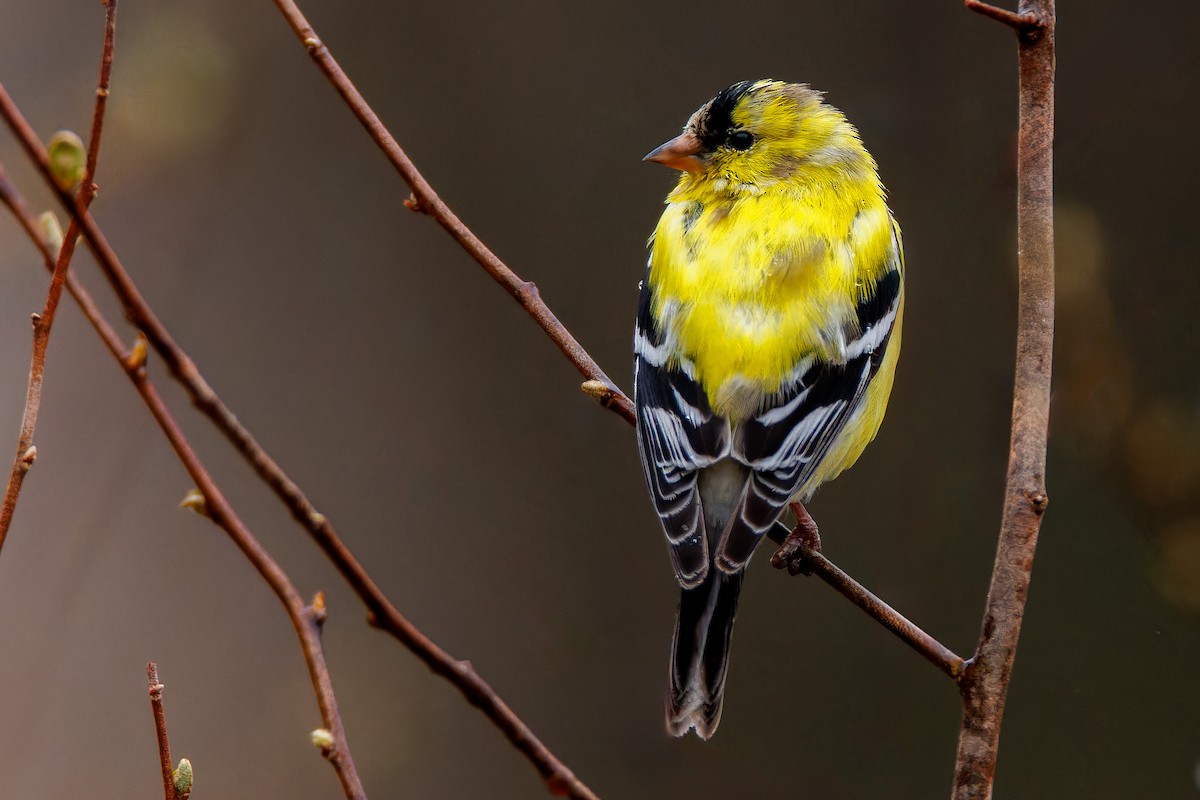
[147,663,176,800]
[269,0,634,424]
[963,0,1039,32]
[84,0,118,202]
[769,513,965,680]
[0,0,117,555]
[799,548,965,679]
[954,2,1056,797]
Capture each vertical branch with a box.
[0,0,117,555]
[83,0,118,198]
[147,663,177,800]
[954,2,1055,798]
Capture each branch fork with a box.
[964,0,1042,33]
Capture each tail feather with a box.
[666,570,744,739]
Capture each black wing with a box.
[715,265,903,572]
[634,277,730,589]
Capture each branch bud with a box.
[310,727,335,754]
[179,488,210,518]
[126,332,149,372]
[310,591,328,628]
[580,380,609,400]
[38,211,64,252]
[172,757,193,800]
[47,131,86,192]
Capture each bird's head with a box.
[644,79,875,195]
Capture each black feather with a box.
[693,80,757,151]
[634,277,731,588]
[667,569,744,739]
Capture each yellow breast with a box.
[649,181,894,416]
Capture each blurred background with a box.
[1,1,1197,797]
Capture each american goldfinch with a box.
[635,79,903,738]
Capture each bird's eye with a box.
[728,130,754,151]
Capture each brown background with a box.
[1,1,1198,798]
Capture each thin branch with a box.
[0,0,116,556]
[269,0,633,424]
[954,2,1055,798]
[84,0,118,200]
[801,548,964,679]
[963,0,1040,32]
[0,175,367,800]
[0,36,602,800]
[768,520,965,680]
[147,663,176,800]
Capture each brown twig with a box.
[801,548,964,679]
[963,0,1040,32]
[269,0,633,425]
[0,0,116,556]
[147,663,176,800]
[769,517,965,680]
[84,0,117,195]
[0,175,368,800]
[954,2,1055,798]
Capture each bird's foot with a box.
[770,502,822,576]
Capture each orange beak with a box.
[643,132,704,173]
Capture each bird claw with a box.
[770,503,822,576]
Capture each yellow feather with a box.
[800,291,903,496]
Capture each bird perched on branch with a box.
[635,79,904,738]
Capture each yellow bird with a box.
[635,79,903,738]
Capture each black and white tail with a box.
[666,568,745,739]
